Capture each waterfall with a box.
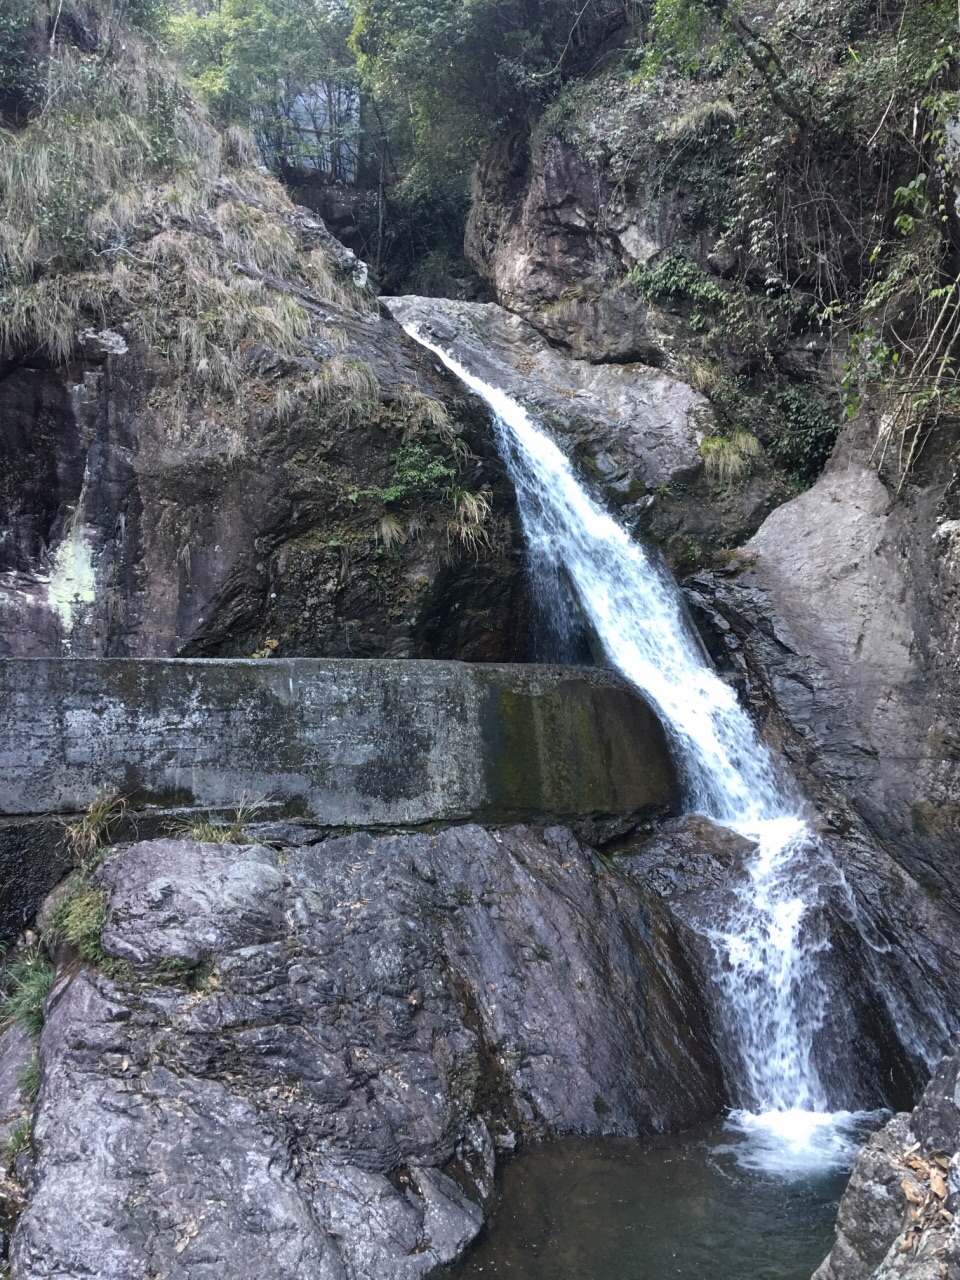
[401,320,877,1172]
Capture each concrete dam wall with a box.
[1,658,676,824]
[0,659,677,940]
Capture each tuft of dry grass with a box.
[376,513,408,549]
[700,430,762,484]
[666,98,737,139]
[0,2,373,428]
[445,486,493,555]
[167,794,264,844]
[683,356,722,397]
[310,356,381,426]
[60,791,127,870]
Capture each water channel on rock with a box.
[446,1122,861,1280]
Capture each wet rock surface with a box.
[691,413,960,918]
[384,296,776,562]
[814,1047,960,1280]
[10,825,725,1279]
[618,816,947,1113]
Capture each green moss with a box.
[50,880,107,964]
[911,800,960,838]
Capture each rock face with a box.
[465,82,694,364]
[383,295,777,563]
[10,826,724,1279]
[0,171,531,664]
[0,300,531,663]
[814,1046,960,1280]
[385,295,711,489]
[693,414,960,917]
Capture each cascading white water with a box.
[403,321,877,1172]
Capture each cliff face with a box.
[0,293,526,663]
[0,3,527,664]
[696,413,960,915]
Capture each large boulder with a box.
[11,825,725,1278]
[696,413,960,914]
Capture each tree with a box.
[168,0,360,181]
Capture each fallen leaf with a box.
[931,1169,948,1199]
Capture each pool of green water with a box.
[448,1120,853,1280]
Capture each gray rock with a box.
[814,1045,960,1280]
[384,295,711,492]
[13,825,725,1278]
[97,840,288,965]
[812,1115,913,1280]
[701,412,960,913]
[383,295,782,571]
[0,1025,33,1152]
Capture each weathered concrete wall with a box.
[0,659,677,825]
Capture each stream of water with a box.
[402,322,876,1173]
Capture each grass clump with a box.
[1,954,55,1039]
[3,1119,31,1164]
[0,0,372,441]
[49,881,108,965]
[310,356,381,427]
[17,1054,41,1104]
[168,794,262,844]
[61,791,127,870]
[700,430,762,485]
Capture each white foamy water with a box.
[403,321,875,1172]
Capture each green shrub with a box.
[770,387,841,487]
[377,442,456,505]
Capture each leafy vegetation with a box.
[168,0,359,181]
[1,954,55,1038]
[638,0,960,485]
